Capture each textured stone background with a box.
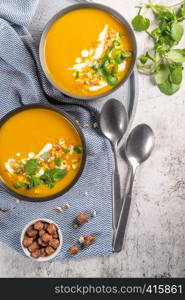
[0,0,185,277]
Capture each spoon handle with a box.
[113,166,135,252]
[112,164,121,230]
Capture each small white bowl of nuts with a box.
[21,219,62,261]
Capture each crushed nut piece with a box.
[54,206,63,212]
[91,210,97,217]
[76,213,89,224]
[83,124,89,128]
[69,245,79,255]
[78,236,85,244]
[73,224,79,229]
[75,120,79,124]
[63,203,70,209]
[93,122,98,128]
[16,199,20,204]
[84,191,89,196]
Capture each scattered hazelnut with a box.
[76,213,88,225]
[84,192,89,196]
[28,241,39,253]
[22,236,33,247]
[49,239,60,249]
[91,210,97,217]
[84,235,95,246]
[47,223,57,235]
[34,221,44,231]
[38,237,48,247]
[26,226,38,238]
[42,233,53,242]
[93,122,98,128]
[31,249,41,258]
[16,199,20,204]
[45,246,55,256]
[69,245,79,255]
[78,236,85,244]
[83,124,89,128]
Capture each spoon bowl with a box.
[100,99,128,146]
[125,124,155,169]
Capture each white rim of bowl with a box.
[20,218,63,262]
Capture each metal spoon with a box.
[113,124,155,252]
[100,99,128,230]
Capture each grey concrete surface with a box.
[0,0,185,277]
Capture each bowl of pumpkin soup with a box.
[39,3,137,99]
[0,104,86,201]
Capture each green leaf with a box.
[13,182,26,189]
[25,159,39,176]
[63,149,70,154]
[132,15,150,32]
[26,177,42,189]
[115,54,124,64]
[107,75,119,86]
[55,158,62,167]
[40,152,51,161]
[158,79,180,95]
[151,28,161,40]
[74,145,82,154]
[166,49,185,63]
[98,67,107,78]
[113,40,121,47]
[154,64,170,85]
[171,65,183,84]
[171,22,184,42]
[49,169,67,181]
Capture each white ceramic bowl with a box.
[21,218,63,262]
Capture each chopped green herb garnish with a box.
[13,182,26,189]
[26,177,42,189]
[74,145,82,154]
[107,75,119,86]
[55,158,62,167]
[40,168,67,188]
[75,71,80,78]
[119,32,124,38]
[25,159,39,176]
[63,149,70,154]
[113,40,121,47]
[40,152,51,161]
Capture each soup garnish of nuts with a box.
[23,221,60,258]
[4,138,82,193]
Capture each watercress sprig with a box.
[132,0,185,95]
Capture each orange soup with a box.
[43,8,133,97]
[0,108,83,198]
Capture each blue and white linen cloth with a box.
[0,0,113,259]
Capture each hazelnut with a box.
[28,241,39,253]
[31,249,41,258]
[47,223,57,235]
[76,213,88,225]
[41,233,53,242]
[84,235,95,246]
[34,221,44,231]
[53,233,59,239]
[22,236,33,247]
[39,229,45,237]
[45,246,55,256]
[38,237,48,247]
[49,239,60,249]
[40,248,46,257]
[43,223,48,230]
[78,236,85,244]
[26,226,38,238]
[69,245,79,255]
